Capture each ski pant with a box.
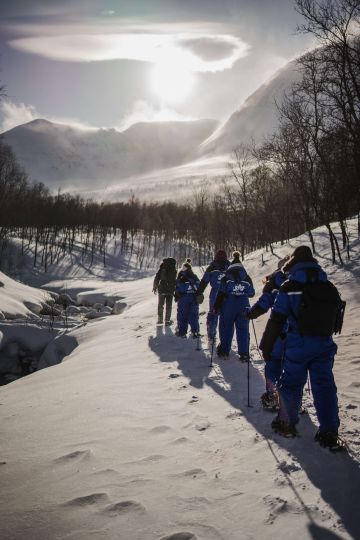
[265,336,285,394]
[158,294,173,323]
[278,333,339,432]
[177,295,199,336]
[206,289,219,338]
[218,305,249,356]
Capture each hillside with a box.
[0,219,359,540]
[2,118,217,191]
[200,60,301,155]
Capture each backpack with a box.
[297,279,345,336]
[158,258,177,294]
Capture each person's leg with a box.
[157,294,165,323]
[277,352,308,427]
[235,311,250,357]
[189,300,200,334]
[164,295,173,323]
[309,344,339,433]
[218,306,235,355]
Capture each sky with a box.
[0,0,313,133]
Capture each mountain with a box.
[2,118,218,191]
[200,59,301,155]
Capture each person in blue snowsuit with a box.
[260,246,343,449]
[247,256,289,410]
[196,249,230,340]
[214,262,255,359]
[174,259,200,338]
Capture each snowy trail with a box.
[1,273,360,540]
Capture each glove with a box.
[174,292,180,303]
[212,308,219,315]
[244,307,251,319]
[152,287,157,295]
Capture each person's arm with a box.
[259,289,289,360]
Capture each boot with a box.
[261,391,279,411]
[314,430,346,452]
[271,416,297,438]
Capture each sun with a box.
[151,63,195,103]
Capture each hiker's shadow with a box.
[207,356,360,540]
[148,325,212,389]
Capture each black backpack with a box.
[297,278,345,336]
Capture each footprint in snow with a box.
[54,449,92,463]
[102,500,146,515]
[189,395,199,404]
[160,534,196,540]
[63,493,109,507]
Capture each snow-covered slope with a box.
[200,60,301,155]
[0,220,359,540]
[2,118,217,191]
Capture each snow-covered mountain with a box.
[200,60,301,155]
[2,118,217,191]
[2,59,302,198]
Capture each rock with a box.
[112,301,127,315]
[40,304,62,316]
[57,293,76,308]
[66,305,81,315]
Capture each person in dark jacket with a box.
[196,249,230,340]
[153,257,177,325]
[174,259,200,338]
[247,256,289,410]
[214,262,255,359]
[260,246,343,450]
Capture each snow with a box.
[0,219,359,540]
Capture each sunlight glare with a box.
[151,63,195,103]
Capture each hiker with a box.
[196,249,230,340]
[152,257,177,325]
[213,261,255,360]
[174,259,200,338]
[247,256,289,410]
[260,245,344,450]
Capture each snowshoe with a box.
[165,320,173,326]
[271,416,297,438]
[175,330,186,338]
[261,391,279,412]
[157,319,163,325]
[192,332,201,339]
[238,353,250,363]
[314,431,347,452]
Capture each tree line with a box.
[0,0,359,271]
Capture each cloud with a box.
[0,99,98,133]
[0,99,38,132]
[7,29,249,72]
[117,100,195,131]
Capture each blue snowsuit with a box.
[214,265,255,356]
[248,270,287,393]
[197,259,230,338]
[175,270,200,336]
[260,261,339,432]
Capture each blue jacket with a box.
[260,261,334,358]
[248,269,287,318]
[214,264,255,312]
[197,260,230,297]
[175,270,200,298]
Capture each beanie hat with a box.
[215,249,227,261]
[182,258,192,271]
[232,250,241,261]
[283,245,317,272]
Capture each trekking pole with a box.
[209,338,215,368]
[247,320,252,407]
[251,319,262,359]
